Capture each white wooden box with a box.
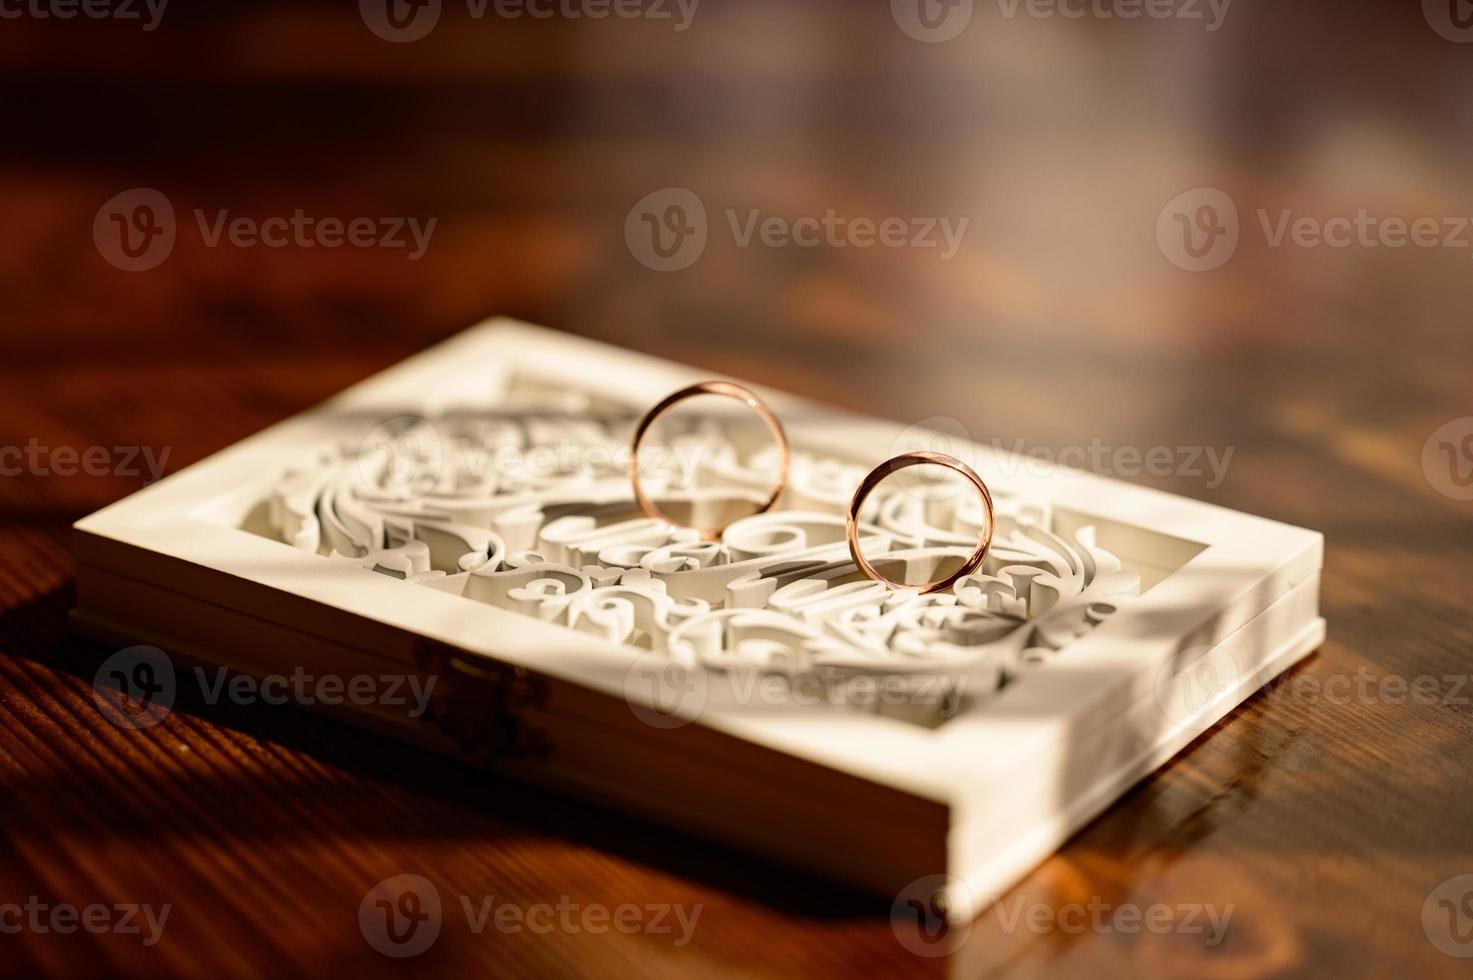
[73,319,1324,922]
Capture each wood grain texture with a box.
[2,0,1472,976]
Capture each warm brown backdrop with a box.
[2,0,1472,976]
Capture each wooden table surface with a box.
[2,1,1471,976]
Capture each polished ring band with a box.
[629,381,790,542]
[845,451,995,594]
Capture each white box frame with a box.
[73,319,1325,921]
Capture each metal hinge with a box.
[411,638,552,765]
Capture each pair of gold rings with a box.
[628,381,995,595]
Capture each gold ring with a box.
[845,451,995,594]
[629,381,790,542]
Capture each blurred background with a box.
[3,1,1473,976]
[4,0,1469,517]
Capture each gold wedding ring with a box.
[845,451,995,594]
[629,381,790,542]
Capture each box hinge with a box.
[411,639,552,765]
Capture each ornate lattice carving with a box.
[262,400,1141,723]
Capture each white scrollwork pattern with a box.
[260,402,1141,725]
